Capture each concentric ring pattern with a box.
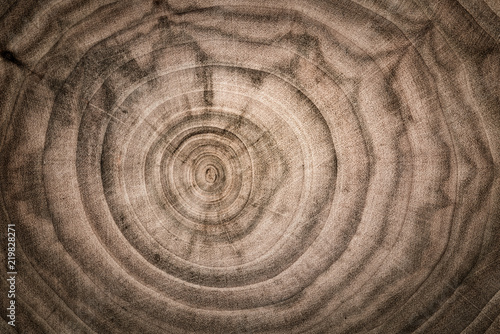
[1,0,499,333]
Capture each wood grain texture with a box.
[1,0,499,333]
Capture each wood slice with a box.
[1,0,499,333]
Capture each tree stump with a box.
[1,0,499,333]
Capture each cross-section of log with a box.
[1,0,499,333]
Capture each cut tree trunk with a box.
[1,0,499,333]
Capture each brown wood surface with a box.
[1,0,499,333]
